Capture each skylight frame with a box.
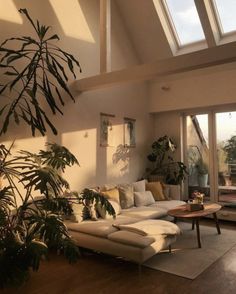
[210,0,236,38]
[160,0,206,49]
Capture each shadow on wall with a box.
[112,144,130,173]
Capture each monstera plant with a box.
[0,9,115,289]
[147,135,188,184]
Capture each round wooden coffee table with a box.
[168,203,222,248]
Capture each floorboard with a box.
[2,219,236,294]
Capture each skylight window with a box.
[212,0,236,35]
[163,0,205,46]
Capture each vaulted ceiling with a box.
[115,0,172,63]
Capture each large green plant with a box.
[0,9,115,289]
[147,135,188,184]
[0,8,81,136]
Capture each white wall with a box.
[149,66,236,113]
[0,0,152,193]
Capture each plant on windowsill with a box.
[195,158,208,187]
[0,9,115,289]
[146,135,188,185]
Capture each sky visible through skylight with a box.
[214,0,236,34]
[165,0,205,45]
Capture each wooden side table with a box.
[168,203,222,248]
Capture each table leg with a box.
[213,212,221,235]
[195,218,201,248]
[173,217,177,224]
[192,219,195,230]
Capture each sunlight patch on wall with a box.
[49,0,95,43]
[62,129,97,190]
[0,0,23,24]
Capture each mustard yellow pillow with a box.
[146,182,167,201]
[101,188,120,204]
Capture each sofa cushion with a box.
[121,206,167,219]
[108,230,157,248]
[150,200,185,211]
[102,188,120,204]
[118,184,134,209]
[133,179,146,192]
[65,216,139,238]
[134,191,155,207]
[96,200,121,219]
[146,181,167,201]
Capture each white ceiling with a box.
[115,0,172,63]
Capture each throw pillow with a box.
[133,179,146,192]
[96,200,121,219]
[134,191,155,207]
[101,188,120,204]
[118,184,134,209]
[146,181,167,201]
[70,202,84,222]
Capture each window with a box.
[185,108,236,205]
[212,0,236,35]
[162,0,205,46]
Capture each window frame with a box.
[210,0,236,41]
[160,0,206,49]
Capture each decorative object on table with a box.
[146,135,188,184]
[187,191,205,211]
[186,202,204,211]
[100,113,115,147]
[124,117,136,147]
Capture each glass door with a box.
[186,114,210,201]
[216,111,236,203]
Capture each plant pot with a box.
[198,174,208,187]
[148,174,165,183]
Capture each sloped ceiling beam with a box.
[194,0,219,47]
[75,41,236,92]
[100,0,111,73]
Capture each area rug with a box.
[144,222,236,279]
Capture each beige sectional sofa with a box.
[65,183,185,264]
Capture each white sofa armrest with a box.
[165,185,181,200]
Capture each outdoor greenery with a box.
[0,9,115,289]
[223,135,236,163]
[147,135,188,184]
[195,158,208,175]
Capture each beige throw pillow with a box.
[101,188,120,204]
[146,181,167,201]
[133,180,146,192]
[134,191,155,207]
[118,184,134,209]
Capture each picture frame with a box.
[100,113,115,147]
[124,117,136,147]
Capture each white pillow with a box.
[134,191,155,207]
[96,200,120,219]
[133,180,146,192]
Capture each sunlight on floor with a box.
[0,0,23,24]
[49,0,95,43]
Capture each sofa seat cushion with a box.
[121,206,167,219]
[150,200,185,211]
[65,216,139,238]
[108,230,162,248]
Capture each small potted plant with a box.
[196,158,208,187]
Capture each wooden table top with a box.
[168,203,222,218]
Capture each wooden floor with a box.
[2,220,236,294]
